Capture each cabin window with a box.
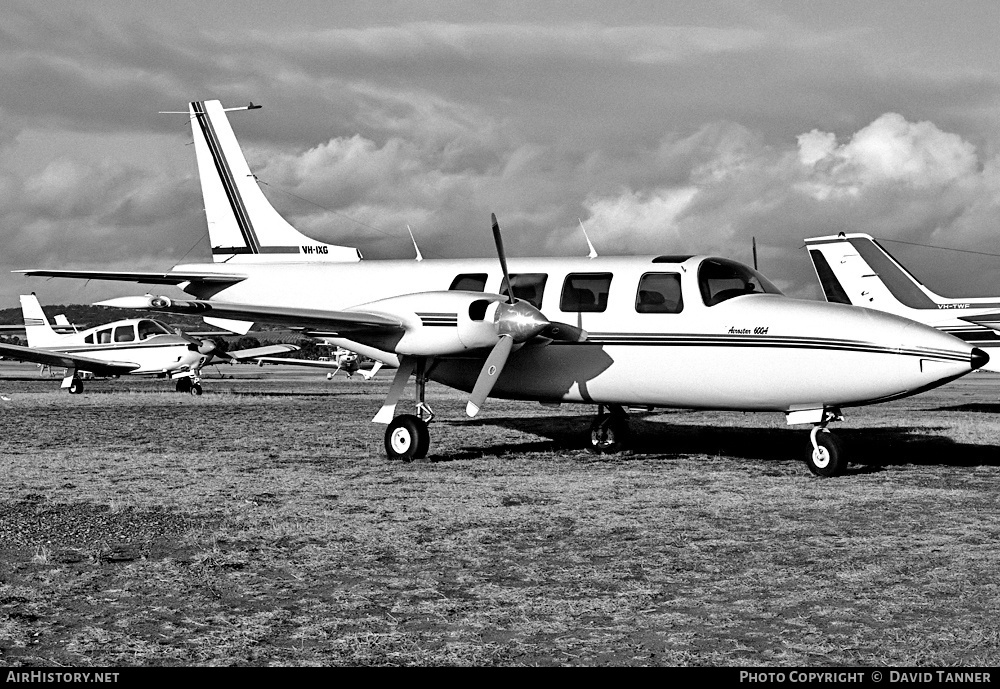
[84,334,94,344]
[114,325,135,343]
[449,274,488,292]
[561,273,612,313]
[698,258,782,306]
[138,320,170,340]
[635,273,684,313]
[97,328,112,344]
[500,273,547,309]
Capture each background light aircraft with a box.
[255,347,385,380]
[0,294,298,394]
[805,233,1000,373]
[18,100,989,476]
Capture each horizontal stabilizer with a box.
[959,312,1000,332]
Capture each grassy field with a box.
[1,363,999,667]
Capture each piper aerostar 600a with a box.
[805,233,1000,373]
[16,100,989,476]
[0,294,297,394]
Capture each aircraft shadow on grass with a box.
[439,413,1000,473]
[930,403,1000,414]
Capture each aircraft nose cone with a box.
[971,347,990,370]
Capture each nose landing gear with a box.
[805,409,846,477]
[588,404,630,454]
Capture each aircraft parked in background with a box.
[0,294,297,395]
[804,233,1000,373]
[255,347,385,380]
[18,101,989,476]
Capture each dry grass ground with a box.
[1,363,999,666]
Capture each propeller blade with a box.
[491,213,514,303]
[539,322,588,342]
[467,335,513,417]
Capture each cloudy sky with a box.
[2,0,1000,307]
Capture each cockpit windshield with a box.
[137,319,173,340]
[698,258,783,306]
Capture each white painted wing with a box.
[0,342,140,375]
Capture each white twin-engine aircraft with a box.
[17,100,989,477]
[0,293,296,394]
[805,233,1000,372]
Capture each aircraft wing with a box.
[14,269,246,286]
[217,344,301,362]
[97,296,403,334]
[0,342,140,376]
[252,356,344,369]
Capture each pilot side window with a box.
[84,334,94,344]
[698,258,782,307]
[449,274,488,292]
[500,273,547,309]
[114,325,135,343]
[636,273,683,313]
[97,328,112,344]
[561,273,612,313]
[138,320,169,340]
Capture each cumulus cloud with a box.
[796,113,979,198]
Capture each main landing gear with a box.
[588,404,630,454]
[67,377,84,395]
[379,358,434,462]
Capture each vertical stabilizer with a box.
[20,294,61,347]
[188,100,362,264]
[805,233,939,316]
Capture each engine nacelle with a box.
[351,291,508,356]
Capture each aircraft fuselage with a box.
[171,254,981,414]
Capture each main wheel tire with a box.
[175,378,192,393]
[189,383,203,396]
[588,412,630,454]
[68,378,83,395]
[806,431,846,477]
[385,414,430,462]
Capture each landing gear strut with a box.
[805,409,846,477]
[588,404,630,454]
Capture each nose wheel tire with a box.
[806,429,845,477]
[385,414,430,462]
[189,383,203,396]
[588,409,630,454]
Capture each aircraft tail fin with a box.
[804,233,940,315]
[188,100,362,264]
[20,294,61,347]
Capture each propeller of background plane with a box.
[173,328,218,354]
[466,214,587,417]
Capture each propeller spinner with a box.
[467,215,587,417]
